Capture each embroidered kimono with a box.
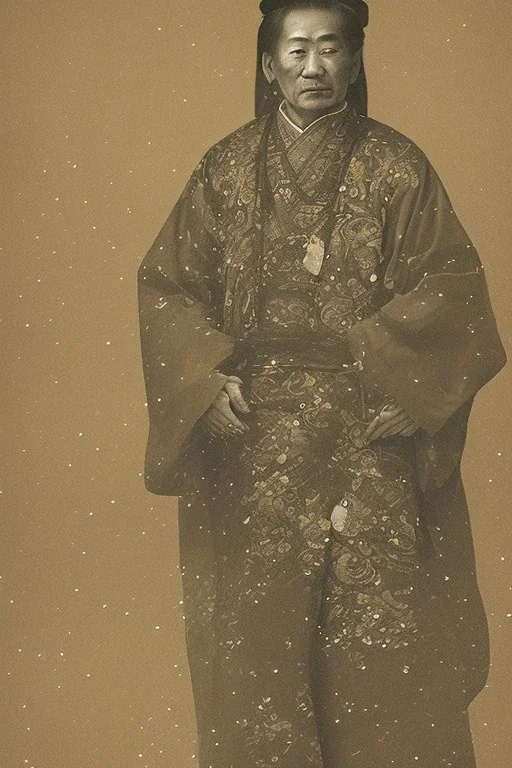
[137,103,506,768]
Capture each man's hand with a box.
[200,376,251,438]
[364,400,419,443]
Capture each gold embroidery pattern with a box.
[177,111,473,767]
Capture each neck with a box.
[280,100,348,132]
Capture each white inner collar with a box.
[278,99,348,134]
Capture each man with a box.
[137,2,506,766]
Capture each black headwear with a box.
[255,0,369,118]
[259,0,368,25]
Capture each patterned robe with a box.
[137,104,506,768]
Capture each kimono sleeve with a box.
[346,146,507,439]
[137,153,235,496]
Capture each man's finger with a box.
[224,381,251,415]
[364,411,391,439]
[200,421,218,438]
[369,416,411,439]
[364,415,381,436]
[203,418,224,437]
[223,409,249,433]
[364,408,402,440]
[211,405,247,434]
[201,399,244,435]
[225,375,244,386]
[205,415,242,437]
[211,415,244,435]
[201,412,224,433]
[366,414,413,442]
[400,424,420,437]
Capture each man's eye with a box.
[321,48,338,55]
[290,49,306,55]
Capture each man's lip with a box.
[301,87,331,93]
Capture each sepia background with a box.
[3,0,511,765]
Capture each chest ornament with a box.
[303,235,325,276]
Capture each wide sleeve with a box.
[137,153,235,496]
[346,146,507,439]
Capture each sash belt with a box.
[230,334,359,372]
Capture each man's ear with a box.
[349,49,362,84]
[262,52,275,84]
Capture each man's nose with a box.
[301,52,325,77]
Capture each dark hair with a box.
[259,0,365,57]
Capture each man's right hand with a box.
[199,376,251,438]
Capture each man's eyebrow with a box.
[286,33,342,43]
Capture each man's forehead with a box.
[280,9,345,42]
[286,32,343,42]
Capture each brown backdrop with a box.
[3,1,511,766]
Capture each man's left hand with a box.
[364,401,420,443]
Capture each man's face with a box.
[262,7,361,128]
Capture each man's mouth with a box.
[301,87,331,94]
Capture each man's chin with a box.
[295,94,343,117]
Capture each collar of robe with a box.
[254,102,362,220]
[277,99,348,135]
[247,104,364,330]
